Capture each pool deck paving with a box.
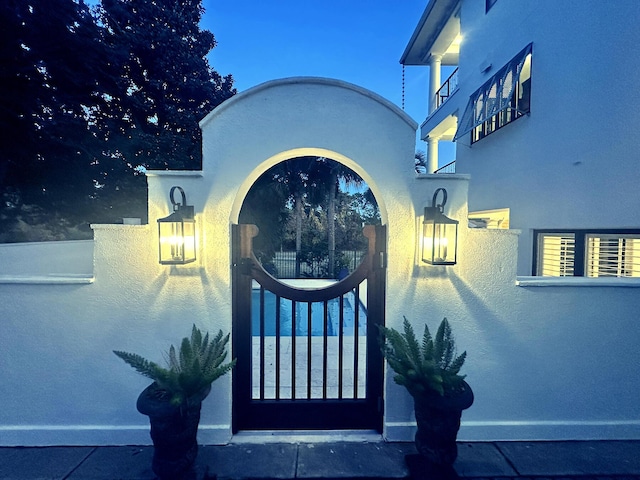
[1,440,639,480]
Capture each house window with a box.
[534,230,640,277]
[537,233,575,276]
[454,43,532,144]
[486,0,498,12]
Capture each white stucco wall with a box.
[1,77,639,446]
[453,0,640,274]
[0,240,93,277]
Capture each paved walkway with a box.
[1,440,639,479]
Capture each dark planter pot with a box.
[413,381,474,466]
[137,383,211,480]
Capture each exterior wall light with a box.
[422,188,458,265]
[158,186,196,265]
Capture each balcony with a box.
[435,67,458,110]
[434,160,456,174]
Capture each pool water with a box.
[251,289,367,337]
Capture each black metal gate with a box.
[232,224,386,431]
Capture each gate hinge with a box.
[377,251,387,270]
[233,257,253,275]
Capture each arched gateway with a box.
[196,77,418,433]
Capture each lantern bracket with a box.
[432,187,447,213]
[169,186,194,218]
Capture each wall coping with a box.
[0,239,93,248]
[416,173,471,181]
[467,227,522,236]
[516,276,640,288]
[144,170,204,177]
[90,224,150,230]
[199,76,418,130]
[0,274,94,285]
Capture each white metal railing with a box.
[435,67,459,109]
[434,160,456,174]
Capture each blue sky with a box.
[202,1,432,151]
[88,0,453,160]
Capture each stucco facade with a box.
[1,78,639,446]
[406,0,640,275]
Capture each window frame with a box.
[471,72,531,143]
[533,229,640,277]
[453,43,532,144]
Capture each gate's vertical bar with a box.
[338,294,344,399]
[275,294,281,400]
[323,300,328,399]
[307,302,312,399]
[366,225,386,429]
[259,286,265,400]
[353,283,360,398]
[231,224,258,433]
[291,299,296,399]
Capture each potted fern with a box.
[379,317,473,467]
[114,324,235,479]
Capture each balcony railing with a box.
[435,67,459,109]
[434,160,456,174]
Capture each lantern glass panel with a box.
[159,219,196,264]
[422,219,458,265]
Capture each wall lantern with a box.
[158,186,196,265]
[422,188,458,265]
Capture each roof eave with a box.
[400,0,460,66]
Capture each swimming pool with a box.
[251,289,367,337]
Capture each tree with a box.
[415,150,427,173]
[238,168,290,267]
[0,0,236,242]
[97,0,235,171]
[239,157,380,278]
[306,158,366,277]
[0,0,115,240]
[335,190,380,250]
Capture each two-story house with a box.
[402,0,640,277]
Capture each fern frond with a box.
[114,324,236,407]
[380,317,468,398]
[448,351,467,375]
[191,324,203,352]
[433,318,445,366]
[421,323,434,362]
[402,317,422,367]
[179,336,194,371]
[113,351,163,381]
[168,345,180,372]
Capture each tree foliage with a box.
[0,0,235,242]
[97,0,234,170]
[1,0,113,240]
[239,156,381,276]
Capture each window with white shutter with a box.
[534,230,640,277]
[537,233,575,277]
[586,235,640,277]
